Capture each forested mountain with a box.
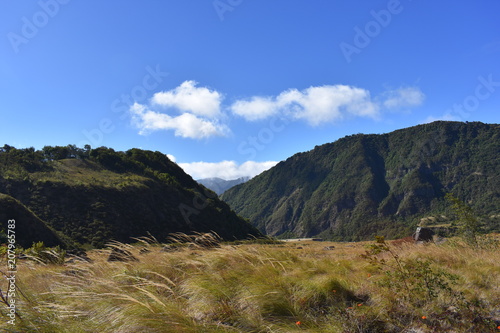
[222,121,500,241]
[197,177,251,195]
[0,145,260,248]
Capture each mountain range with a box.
[221,121,500,241]
[2,121,499,247]
[197,177,251,195]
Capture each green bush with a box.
[24,241,66,265]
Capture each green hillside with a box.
[0,145,260,248]
[0,193,72,248]
[222,121,500,241]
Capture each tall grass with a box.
[1,234,498,332]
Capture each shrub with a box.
[362,236,462,305]
[446,193,480,246]
[24,241,66,265]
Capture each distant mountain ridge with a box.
[197,177,251,195]
[222,121,500,241]
[0,146,261,248]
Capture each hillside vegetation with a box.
[222,121,500,241]
[1,236,498,332]
[0,145,260,248]
[0,193,71,248]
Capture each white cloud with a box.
[128,81,229,139]
[178,160,278,180]
[130,102,229,139]
[130,82,425,138]
[230,85,425,126]
[166,154,176,162]
[279,85,379,125]
[383,87,425,109]
[230,85,380,126]
[421,112,461,124]
[231,96,280,121]
[151,80,222,118]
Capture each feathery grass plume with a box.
[130,232,161,247]
[1,237,498,332]
[106,240,139,262]
[166,231,222,249]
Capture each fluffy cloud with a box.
[230,85,425,126]
[383,87,425,109]
[130,81,425,138]
[129,80,229,139]
[151,80,222,118]
[230,85,380,126]
[178,160,278,180]
[130,103,229,139]
[231,96,280,121]
[279,85,379,125]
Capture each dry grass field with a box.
[1,235,499,332]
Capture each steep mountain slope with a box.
[222,121,500,240]
[0,193,72,248]
[197,177,251,195]
[0,146,260,247]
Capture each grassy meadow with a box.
[1,235,499,332]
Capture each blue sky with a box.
[1,0,499,179]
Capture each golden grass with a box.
[1,237,499,332]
